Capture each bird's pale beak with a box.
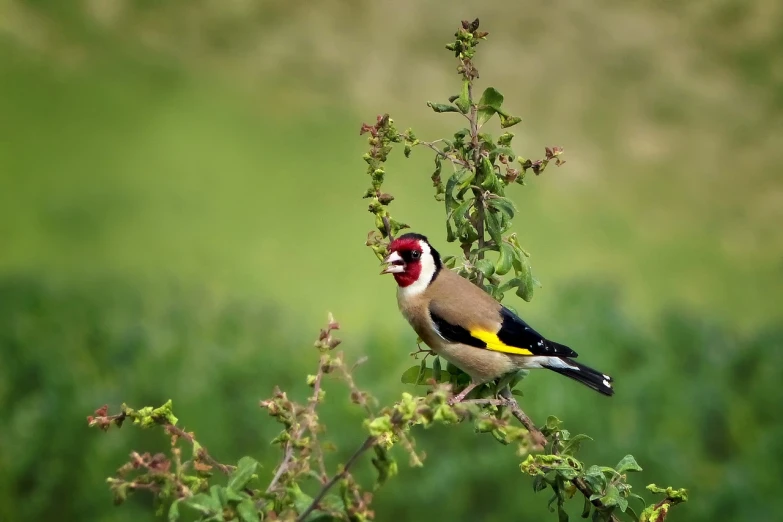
[381,251,405,274]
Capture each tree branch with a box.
[296,436,377,521]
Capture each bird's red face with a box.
[380,233,441,291]
[381,236,424,287]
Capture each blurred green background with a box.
[1,2,782,521]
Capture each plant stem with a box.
[296,435,377,521]
[467,82,487,287]
[266,355,328,493]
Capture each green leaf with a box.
[224,488,247,503]
[168,500,181,522]
[561,434,592,456]
[617,496,629,513]
[451,198,474,228]
[581,496,592,519]
[183,493,221,516]
[499,113,522,128]
[477,87,504,126]
[211,485,227,508]
[442,255,457,268]
[532,475,548,493]
[427,101,461,113]
[432,356,442,382]
[512,247,534,301]
[475,259,495,278]
[446,220,457,242]
[558,505,569,522]
[498,132,514,146]
[400,365,424,385]
[228,456,259,492]
[515,267,534,302]
[495,243,515,276]
[546,415,562,431]
[582,466,608,494]
[550,461,580,480]
[485,210,503,246]
[616,455,643,474]
[455,80,471,114]
[237,499,260,522]
[600,485,621,508]
[488,197,516,221]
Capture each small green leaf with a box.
[451,198,474,228]
[499,113,522,128]
[433,357,442,382]
[600,485,621,508]
[475,259,495,278]
[558,505,569,522]
[168,500,181,522]
[532,475,548,493]
[515,266,535,302]
[546,415,562,431]
[550,461,580,480]
[446,220,457,242]
[400,365,424,385]
[498,132,514,146]
[228,456,259,492]
[617,496,629,513]
[581,496,591,519]
[211,485,227,508]
[477,87,504,126]
[224,488,247,503]
[455,80,471,114]
[488,197,516,221]
[485,210,504,246]
[582,466,608,494]
[495,243,514,276]
[237,499,260,522]
[427,101,461,113]
[616,455,643,474]
[183,493,221,516]
[561,434,592,456]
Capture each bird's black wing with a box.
[429,304,578,357]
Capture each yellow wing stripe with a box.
[470,329,533,356]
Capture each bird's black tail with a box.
[545,358,614,396]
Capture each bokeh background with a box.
[2,2,782,521]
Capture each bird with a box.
[381,232,614,403]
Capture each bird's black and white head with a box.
[381,233,442,295]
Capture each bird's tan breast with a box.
[395,271,517,383]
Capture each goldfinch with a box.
[381,232,614,402]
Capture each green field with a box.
[1,3,782,522]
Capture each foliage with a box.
[86,19,687,522]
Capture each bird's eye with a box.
[410,250,421,260]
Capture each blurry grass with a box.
[1,28,781,333]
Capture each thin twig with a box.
[266,355,328,493]
[165,424,232,475]
[296,436,377,521]
[417,140,470,169]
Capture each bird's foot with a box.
[447,383,479,406]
